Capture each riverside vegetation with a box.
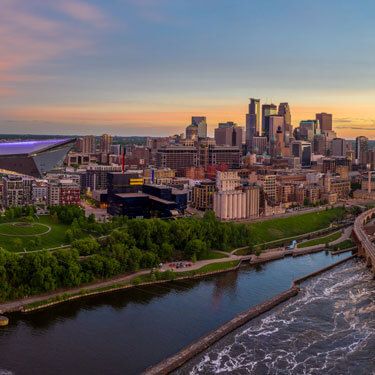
[0,206,348,302]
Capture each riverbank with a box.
[144,255,356,375]
[0,240,355,315]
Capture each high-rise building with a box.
[316,113,333,132]
[278,103,292,126]
[299,120,320,141]
[278,102,292,145]
[82,135,96,154]
[186,117,207,140]
[261,104,277,136]
[313,134,327,155]
[268,115,285,141]
[214,122,243,147]
[192,116,207,139]
[100,134,113,154]
[186,124,198,140]
[246,98,261,149]
[291,140,312,167]
[331,138,347,157]
[355,136,369,166]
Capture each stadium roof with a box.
[0,138,73,156]
[0,138,76,177]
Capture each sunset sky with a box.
[1,0,375,138]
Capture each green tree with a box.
[185,239,208,260]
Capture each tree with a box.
[71,237,100,256]
[185,239,208,260]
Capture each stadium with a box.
[0,138,76,178]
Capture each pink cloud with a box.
[55,0,109,26]
[0,1,109,94]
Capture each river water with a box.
[0,251,364,375]
[179,259,375,375]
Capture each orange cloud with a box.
[3,101,374,138]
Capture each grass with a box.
[297,231,342,248]
[0,216,86,253]
[234,247,252,256]
[0,222,49,236]
[200,251,229,260]
[248,207,345,245]
[331,239,356,251]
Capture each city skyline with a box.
[1,0,375,138]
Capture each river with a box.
[178,258,374,375]
[0,251,361,375]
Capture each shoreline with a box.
[143,255,356,375]
[0,247,354,315]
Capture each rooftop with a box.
[0,138,74,156]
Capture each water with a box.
[180,259,374,375]
[0,251,357,375]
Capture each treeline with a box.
[0,212,253,301]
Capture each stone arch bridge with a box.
[352,207,375,274]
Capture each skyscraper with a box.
[331,138,347,157]
[268,115,285,141]
[261,103,277,137]
[316,113,333,132]
[278,103,292,126]
[278,102,292,145]
[355,136,369,166]
[246,98,261,149]
[191,116,207,139]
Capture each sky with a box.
[1,0,375,139]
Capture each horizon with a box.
[1,0,375,139]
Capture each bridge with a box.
[352,207,375,274]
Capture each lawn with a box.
[200,251,229,260]
[0,216,79,253]
[297,231,342,249]
[331,239,356,251]
[248,207,345,245]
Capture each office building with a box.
[291,140,312,167]
[331,138,347,157]
[214,122,243,147]
[246,98,261,148]
[268,115,285,140]
[355,136,369,166]
[156,146,198,170]
[299,120,320,141]
[316,113,333,132]
[262,104,277,136]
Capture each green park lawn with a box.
[297,230,342,248]
[0,216,73,252]
[201,251,229,260]
[248,207,345,245]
